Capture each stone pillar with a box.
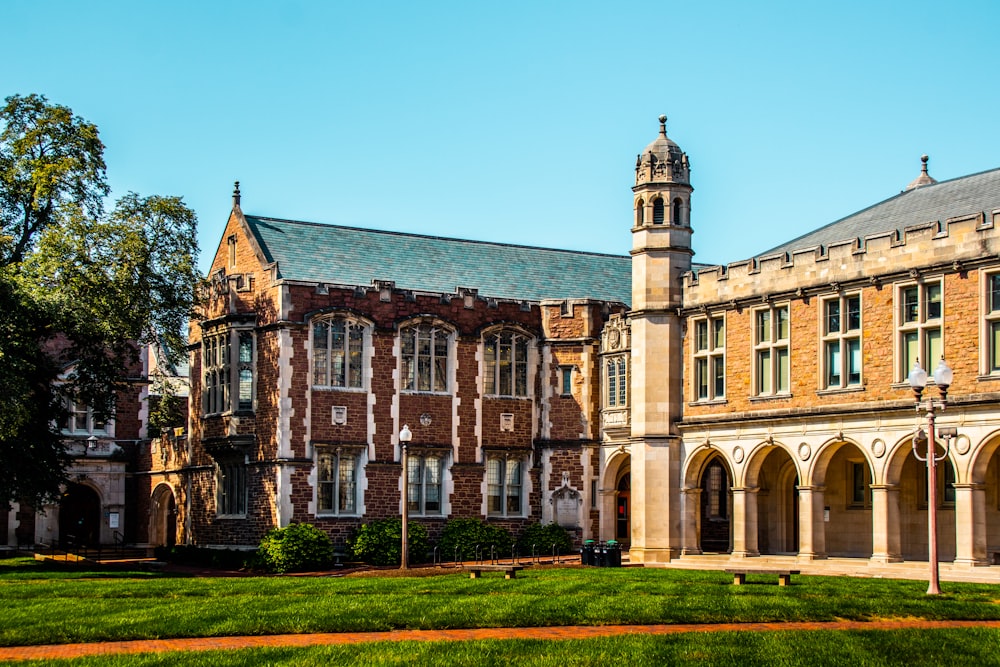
[599,487,618,543]
[870,484,903,563]
[731,487,760,558]
[953,483,988,566]
[797,485,827,561]
[628,436,683,563]
[681,487,702,555]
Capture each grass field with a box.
[5,558,1000,643]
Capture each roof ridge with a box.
[757,166,1000,258]
[245,215,630,261]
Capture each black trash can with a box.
[605,540,622,567]
[581,540,596,566]
[594,543,607,567]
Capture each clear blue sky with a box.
[5,1,1000,273]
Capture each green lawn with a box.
[14,630,1000,667]
[3,557,1000,650]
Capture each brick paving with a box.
[3,620,1000,662]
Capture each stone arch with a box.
[968,428,1000,484]
[964,429,1000,562]
[600,449,631,544]
[652,197,665,224]
[149,483,178,548]
[683,445,736,554]
[635,198,645,226]
[809,438,873,558]
[743,441,799,556]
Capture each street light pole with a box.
[908,358,954,596]
[399,424,412,570]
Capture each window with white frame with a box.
[407,453,444,515]
[605,356,628,407]
[317,447,360,515]
[202,328,255,415]
[985,273,1000,374]
[62,400,109,435]
[693,315,725,400]
[313,317,366,389]
[400,323,450,392]
[216,459,247,517]
[822,294,862,389]
[898,281,942,380]
[487,457,524,516]
[753,305,790,396]
[483,330,530,397]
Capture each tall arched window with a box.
[484,329,530,397]
[635,199,645,226]
[401,323,451,392]
[672,197,683,225]
[652,198,665,224]
[313,317,366,388]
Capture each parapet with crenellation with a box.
[683,210,1000,308]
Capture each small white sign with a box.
[500,413,514,432]
[332,406,347,425]
[109,512,120,529]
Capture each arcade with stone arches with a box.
[663,428,1000,565]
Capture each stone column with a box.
[681,487,702,556]
[599,487,618,543]
[797,485,827,561]
[953,483,988,566]
[731,487,759,558]
[870,484,903,563]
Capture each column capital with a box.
[951,483,986,491]
[730,486,760,494]
[796,485,825,492]
[869,484,898,491]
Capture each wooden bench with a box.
[725,568,800,586]
[465,564,524,579]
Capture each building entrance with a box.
[59,483,101,547]
[700,459,731,552]
[616,473,630,542]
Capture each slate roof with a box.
[760,167,1000,259]
[243,215,633,305]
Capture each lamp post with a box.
[907,357,954,596]
[399,424,412,570]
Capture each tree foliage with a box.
[349,518,431,566]
[0,93,201,508]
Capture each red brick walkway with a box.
[2,620,1000,662]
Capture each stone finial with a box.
[233,181,241,207]
[905,154,938,191]
[658,114,667,135]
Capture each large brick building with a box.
[12,117,1000,574]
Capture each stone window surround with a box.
[691,313,725,402]
[820,293,862,391]
[895,278,943,383]
[751,303,790,397]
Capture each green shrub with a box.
[516,521,574,556]
[436,518,514,562]
[256,523,334,573]
[349,518,430,566]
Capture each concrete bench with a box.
[465,564,525,579]
[725,568,800,586]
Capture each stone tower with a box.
[628,115,693,563]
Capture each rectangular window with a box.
[484,331,530,397]
[692,315,725,401]
[63,400,110,436]
[203,329,255,415]
[402,324,450,392]
[849,461,871,507]
[605,356,628,407]
[821,294,862,389]
[318,449,359,515]
[986,273,1000,374]
[487,457,524,517]
[217,460,247,517]
[560,366,573,396]
[897,281,943,380]
[753,306,789,396]
[313,318,366,389]
[407,454,443,515]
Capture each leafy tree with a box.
[0,94,201,508]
